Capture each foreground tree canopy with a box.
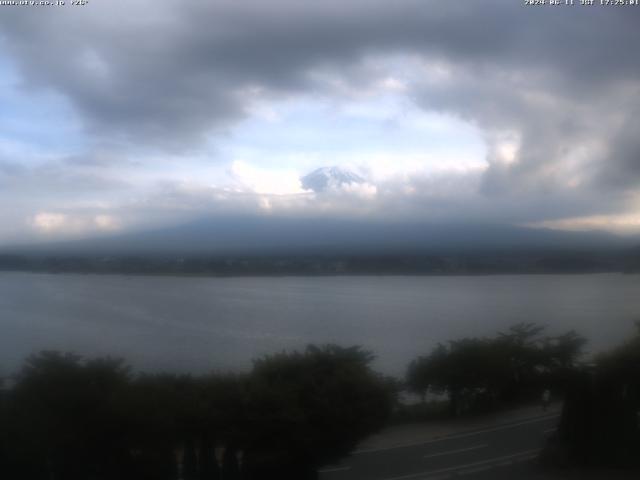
[4,323,637,477]
[0,345,394,480]
[550,323,640,468]
[406,323,586,415]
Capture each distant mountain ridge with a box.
[5,216,637,257]
[3,216,640,275]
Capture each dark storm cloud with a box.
[1,1,636,148]
[594,104,640,190]
[2,0,640,238]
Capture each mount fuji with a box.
[300,166,365,192]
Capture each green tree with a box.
[407,324,586,416]
[3,345,394,479]
[549,324,640,468]
[8,351,132,480]
[243,344,395,479]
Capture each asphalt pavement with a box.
[318,411,560,480]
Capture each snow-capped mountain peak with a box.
[300,166,364,192]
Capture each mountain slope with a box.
[7,216,636,257]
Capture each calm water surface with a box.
[1,272,639,376]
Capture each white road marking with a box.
[423,444,487,459]
[378,449,540,480]
[318,466,352,473]
[354,414,559,455]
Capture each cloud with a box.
[2,1,640,242]
[4,1,632,150]
[30,212,121,236]
[529,212,640,235]
[31,212,68,233]
[228,160,304,195]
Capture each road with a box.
[319,413,559,480]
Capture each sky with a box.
[1,0,640,245]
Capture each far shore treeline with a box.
[1,323,639,479]
[2,248,640,276]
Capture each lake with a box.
[1,272,639,377]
